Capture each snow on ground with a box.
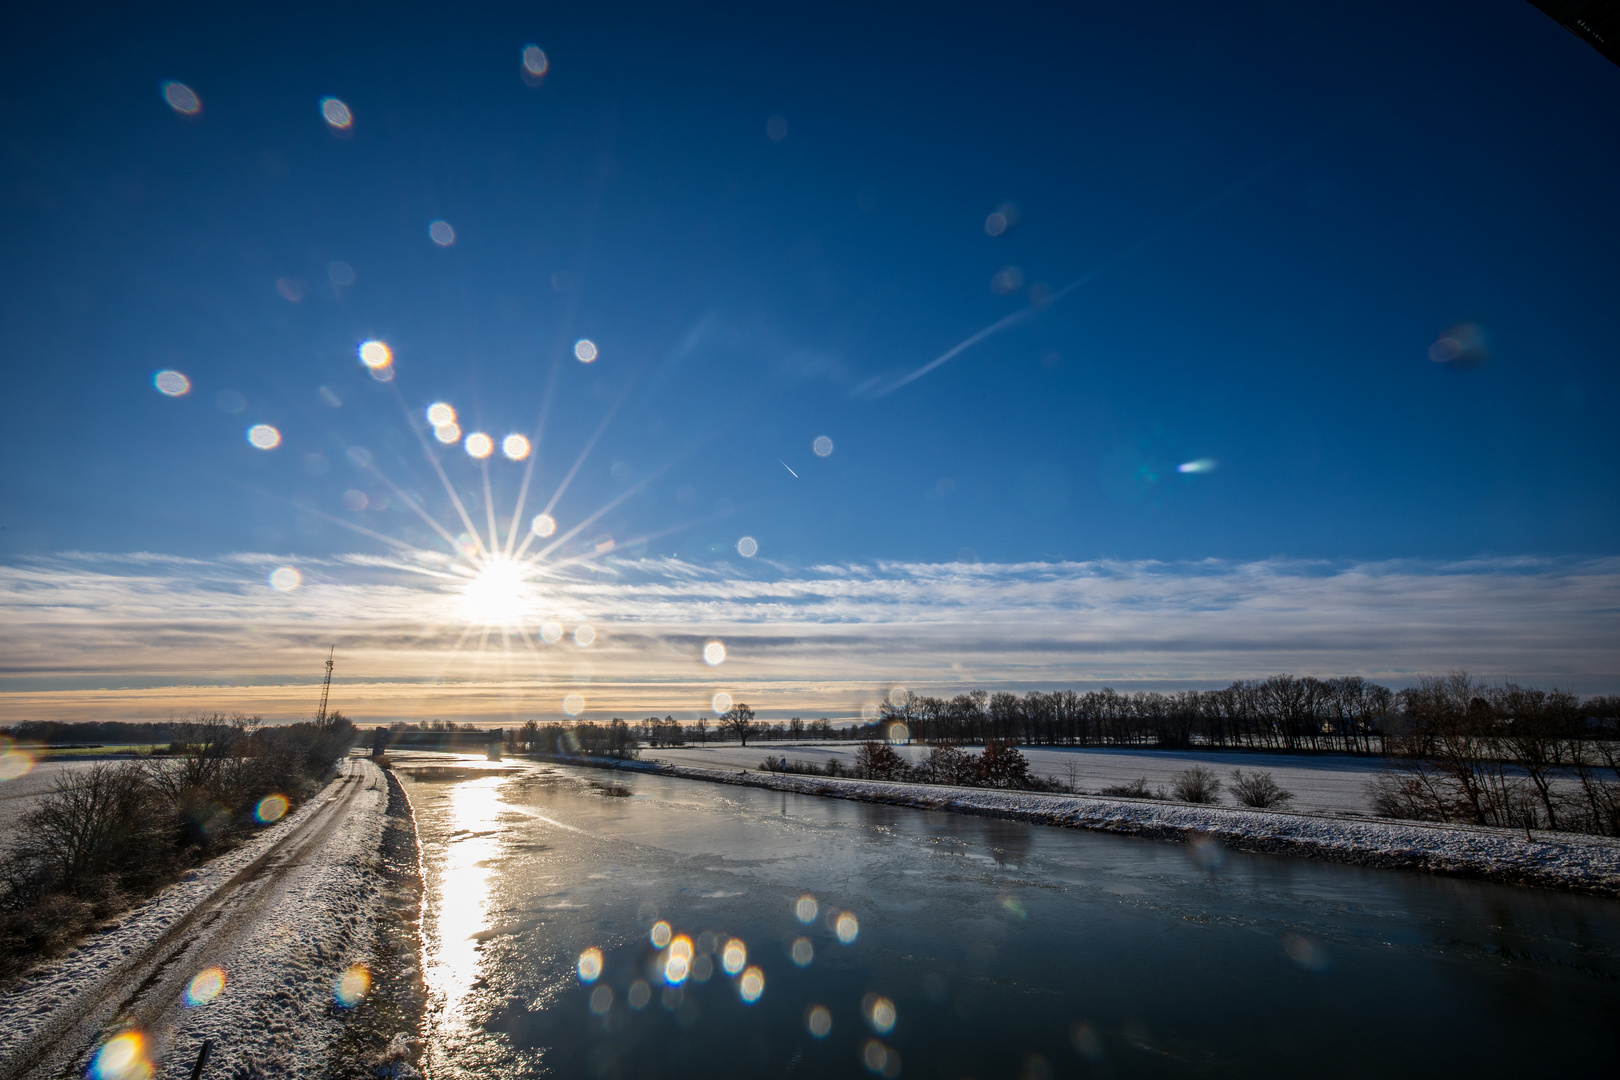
[578,756,1620,897]
[649,742,1388,814]
[0,758,415,1079]
[165,760,395,1078]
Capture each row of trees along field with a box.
[876,678,1400,752]
[500,676,1620,760]
[1372,674,1620,835]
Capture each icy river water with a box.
[395,757,1620,1079]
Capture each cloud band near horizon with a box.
[1,552,1615,724]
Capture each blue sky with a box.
[1,2,1617,718]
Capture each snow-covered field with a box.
[0,759,106,834]
[0,758,422,1079]
[573,756,1620,896]
[649,742,1388,815]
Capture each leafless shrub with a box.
[1100,777,1156,799]
[1170,766,1222,804]
[1229,769,1294,809]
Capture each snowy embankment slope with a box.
[569,756,1620,898]
[0,758,425,1080]
[652,743,1386,814]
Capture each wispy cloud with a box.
[2,553,1616,723]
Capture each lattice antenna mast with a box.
[316,645,335,724]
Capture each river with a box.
[394,756,1620,1079]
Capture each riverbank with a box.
[537,754,1620,897]
[0,759,428,1078]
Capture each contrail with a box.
[779,459,799,478]
[877,136,1321,397]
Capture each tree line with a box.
[877,678,1402,753]
[1372,674,1620,835]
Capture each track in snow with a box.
[0,760,374,1080]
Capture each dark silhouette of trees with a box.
[719,704,757,746]
[854,741,908,780]
[977,740,1032,788]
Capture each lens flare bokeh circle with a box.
[334,964,370,1007]
[184,967,226,1007]
[721,938,747,975]
[246,424,281,450]
[154,370,190,396]
[739,965,765,1002]
[254,794,289,823]
[162,81,200,116]
[321,97,352,129]
[358,340,392,369]
[89,1031,151,1080]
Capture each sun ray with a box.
[481,461,500,558]
[349,455,466,555]
[387,381,489,562]
[521,460,676,564]
[243,483,439,560]
[502,355,564,558]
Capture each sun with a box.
[458,557,538,627]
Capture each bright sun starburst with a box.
[457,557,537,626]
[274,338,694,666]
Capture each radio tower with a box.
[315,645,335,725]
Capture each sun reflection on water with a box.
[422,773,510,1043]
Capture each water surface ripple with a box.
[397,758,1620,1079]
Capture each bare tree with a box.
[719,704,757,746]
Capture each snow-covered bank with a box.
[553,756,1620,898]
[0,759,427,1079]
[651,742,1387,814]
